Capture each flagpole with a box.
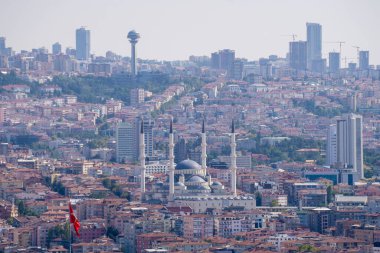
[69,219,72,253]
[69,201,72,253]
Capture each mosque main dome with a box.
[175,159,202,171]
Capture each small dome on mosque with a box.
[175,182,185,187]
[187,184,211,191]
[175,159,202,171]
[187,175,206,183]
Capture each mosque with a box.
[140,119,256,213]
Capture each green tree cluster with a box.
[102,178,130,200]
[251,136,324,164]
[47,223,70,248]
[16,199,38,216]
[292,99,343,117]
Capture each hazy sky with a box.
[1,0,379,65]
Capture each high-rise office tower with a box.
[306,23,322,69]
[130,88,145,106]
[116,118,155,163]
[174,137,187,164]
[348,63,357,72]
[359,51,369,70]
[336,114,363,183]
[326,124,337,166]
[210,49,235,78]
[220,49,235,78]
[233,59,244,80]
[306,23,322,71]
[135,118,154,160]
[52,42,62,55]
[211,52,220,69]
[116,122,135,163]
[329,52,340,73]
[0,37,5,55]
[75,27,90,60]
[127,30,140,78]
[289,41,307,71]
[259,58,273,80]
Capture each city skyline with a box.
[1,0,379,64]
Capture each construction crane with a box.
[352,45,360,64]
[281,34,298,41]
[344,57,356,68]
[324,41,345,56]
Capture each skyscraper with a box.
[220,49,235,78]
[116,118,155,163]
[289,41,307,71]
[329,52,340,73]
[127,30,140,78]
[210,49,235,78]
[75,27,90,60]
[359,51,369,70]
[0,37,5,55]
[116,122,135,163]
[174,137,187,164]
[307,23,322,71]
[326,124,337,167]
[336,114,363,183]
[211,52,220,69]
[233,59,244,80]
[135,118,154,160]
[52,42,62,55]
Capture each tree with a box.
[298,244,318,252]
[256,192,262,206]
[327,185,334,204]
[16,200,37,216]
[270,200,279,207]
[52,179,66,195]
[47,223,70,248]
[106,226,119,242]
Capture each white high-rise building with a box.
[326,124,337,166]
[335,114,363,183]
[135,118,154,160]
[116,122,135,163]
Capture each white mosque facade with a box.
[140,120,256,213]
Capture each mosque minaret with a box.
[143,119,256,213]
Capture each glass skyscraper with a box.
[329,52,340,73]
[289,41,307,71]
[75,27,90,60]
[306,23,322,71]
[359,51,369,70]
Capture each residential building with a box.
[289,41,307,71]
[130,88,145,106]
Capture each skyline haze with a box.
[1,0,379,65]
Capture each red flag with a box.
[69,202,80,237]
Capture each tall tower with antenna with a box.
[127,30,140,79]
